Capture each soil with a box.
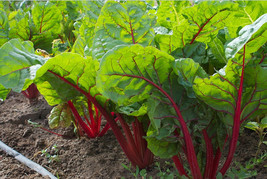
[0,92,266,179]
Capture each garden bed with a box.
[0,92,266,178]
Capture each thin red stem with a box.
[220,46,246,175]
[190,13,217,44]
[202,129,214,179]
[68,101,94,138]
[39,127,63,137]
[172,155,188,177]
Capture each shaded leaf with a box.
[48,103,73,129]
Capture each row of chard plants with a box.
[0,0,266,178]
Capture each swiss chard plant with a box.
[0,0,266,177]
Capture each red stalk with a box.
[39,127,63,137]
[117,114,144,167]
[68,101,94,138]
[87,100,97,133]
[220,46,246,175]
[202,130,214,178]
[190,13,217,44]
[210,135,228,179]
[172,155,188,177]
[21,83,39,99]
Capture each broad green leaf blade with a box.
[0,9,9,46]
[36,53,106,106]
[225,14,267,59]
[156,0,190,30]
[8,10,30,40]
[71,36,86,56]
[32,2,62,35]
[48,103,73,129]
[156,1,237,54]
[228,1,266,37]
[193,60,239,117]
[97,44,174,106]
[92,0,156,59]
[0,39,46,92]
[0,83,10,101]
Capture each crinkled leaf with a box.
[0,39,46,92]
[0,83,10,101]
[32,2,62,35]
[156,0,190,29]
[225,14,267,59]
[8,10,30,40]
[156,1,237,54]
[0,9,9,46]
[92,0,156,59]
[71,36,86,56]
[48,103,73,129]
[36,53,106,106]
[97,44,174,106]
[171,42,208,64]
[194,60,267,123]
[173,58,208,98]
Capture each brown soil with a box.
[0,92,266,179]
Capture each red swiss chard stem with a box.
[68,101,95,138]
[21,83,39,99]
[202,129,214,179]
[98,117,119,137]
[39,127,63,137]
[172,155,188,177]
[114,74,201,177]
[210,135,228,178]
[87,100,97,133]
[117,114,144,167]
[220,46,246,175]
[190,13,217,44]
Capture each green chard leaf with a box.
[8,10,30,40]
[0,83,10,101]
[156,0,190,30]
[0,39,46,92]
[31,1,63,52]
[35,53,106,106]
[72,0,104,56]
[156,1,237,54]
[92,0,156,60]
[32,2,62,35]
[48,103,73,129]
[0,9,9,46]
[225,13,267,59]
